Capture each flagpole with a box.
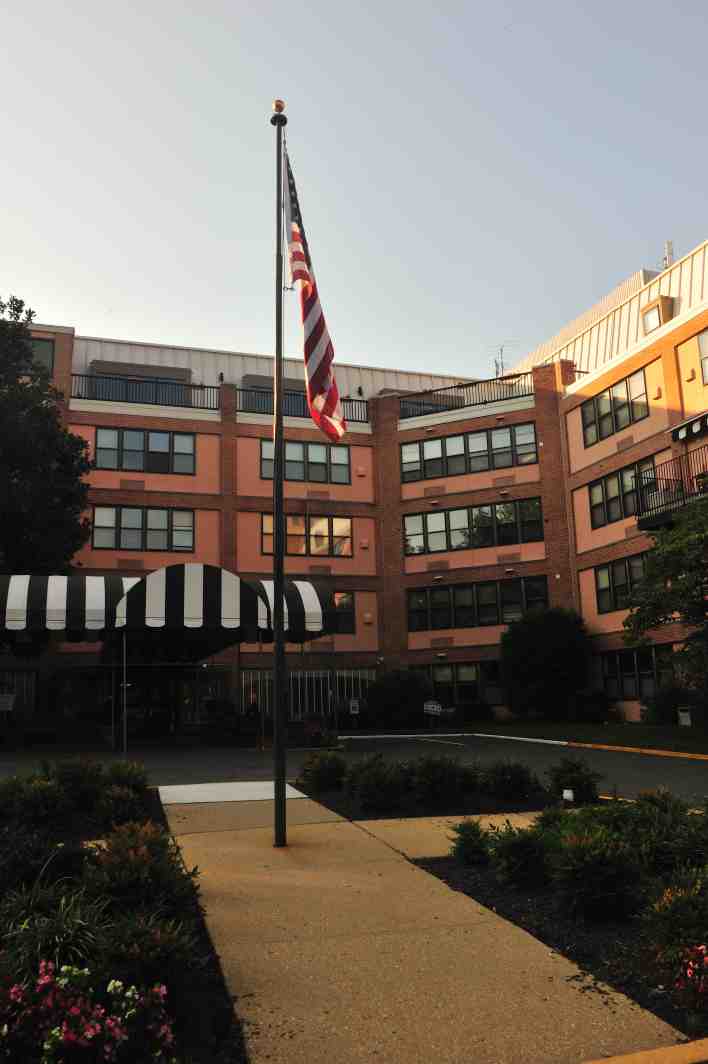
[270,98,288,847]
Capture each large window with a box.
[594,554,645,613]
[588,458,655,529]
[411,661,504,711]
[400,423,537,483]
[403,498,543,555]
[699,329,708,385]
[92,507,194,551]
[94,428,196,474]
[261,514,353,557]
[31,338,55,375]
[261,440,350,484]
[597,645,673,702]
[580,370,648,447]
[333,591,356,634]
[407,576,548,631]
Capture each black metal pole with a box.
[271,99,288,847]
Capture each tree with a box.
[499,607,590,719]
[364,669,432,729]
[624,497,708,697]
[0,296,91,574]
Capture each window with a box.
[261,514,353,557]
[699,330,708,386]
[406,577,547,631]
[413,663,483,711]
[260,441,350,484]
[580,370,649,448]
[594,554,645,613]
[92,507,194,551]
[399,423,537,482]
[31,338,54,375]
[333,591,356,634]
[598,646,670,701]
[643,306,661,335]
[94,428,195,474]
[403,498,543,555]
[588,458,655,529]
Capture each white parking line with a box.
[415,737,465,747]
[338,733,465,741]
[470,733,569,746]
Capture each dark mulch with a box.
[415,856,698,1039]
[296,785,550,822]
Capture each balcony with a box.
[235,387,369,423]
[399,373,534,420]
[637,445,708,529]
[71,373,221,411]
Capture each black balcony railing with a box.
[235,387,369,423]
[72,373,221,410]
[399,373,534,419]
[637,445,708,527]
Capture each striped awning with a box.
[0,564,334,643]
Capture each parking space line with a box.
[414,737,465,747]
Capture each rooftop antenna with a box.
[492,342,518,378]
[663,240,674,269]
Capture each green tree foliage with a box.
[0,297,91,575]
[624,497,708,693]
[499,607,589,718]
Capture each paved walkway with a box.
[167,797,683,1064]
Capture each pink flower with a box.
[8,985,24,1003]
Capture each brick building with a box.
[5,235,708,735]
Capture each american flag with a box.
[283,148,346,442]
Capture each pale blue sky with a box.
[2,1,706,378]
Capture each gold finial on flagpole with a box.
[273,99,286,114]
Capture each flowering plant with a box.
[673,945,708,1014]
[0,960,177,1062]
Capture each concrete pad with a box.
[177,816,681,1064]
[359,811,542,859]
[167,798,343,836]
[158,780,305,804]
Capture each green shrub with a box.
[83,822,198,918]
[41,759,105,807]
[0,776,32,824]
[0,883,112,980]
[411,756,469,809]
[99,911,201,988]
[98,784,148,828]
[104,760,150,795]
[642,865,708,972]
[20,778,73,828]
[552,828,645,921]
[488,822,553,887]
[481,761,542,803]
[345,755,407,813]
[0,826,55,893]
[298,751,348,792]
[449,819,489,866]
[545,757,603,804]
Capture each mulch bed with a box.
[415,856,698,1039]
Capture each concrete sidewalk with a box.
[168,801,683,1064]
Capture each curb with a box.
[583,1037,708,1063]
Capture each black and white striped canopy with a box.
[0,564,334,644]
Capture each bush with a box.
[0,961,176,1063]
[488,822,553,888]
[449,819,489,866]
[0,826,55,894]
[83,822,198,918]
[642,865,708,972]
[0,883,112,980]
[298,751,347,792]
[552,828,645,921]
[364,669,432,729]
[99,911,202,989]
[345,755,407,813]
[19,778,74,828]
[545,757,602,804]
[98,784,148,828]
[500,607,590,719]
[0,776,32,824]
[411,756,471,809]
[40,759,105,808]
[104,759,150,795]
[571,690,617,723]
[481,761,542,803]
[642,684,697,726]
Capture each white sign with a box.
[424,700,443,716]
[0,694,15,714]
[349,699,360,715]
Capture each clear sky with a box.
[2,1,706,378]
